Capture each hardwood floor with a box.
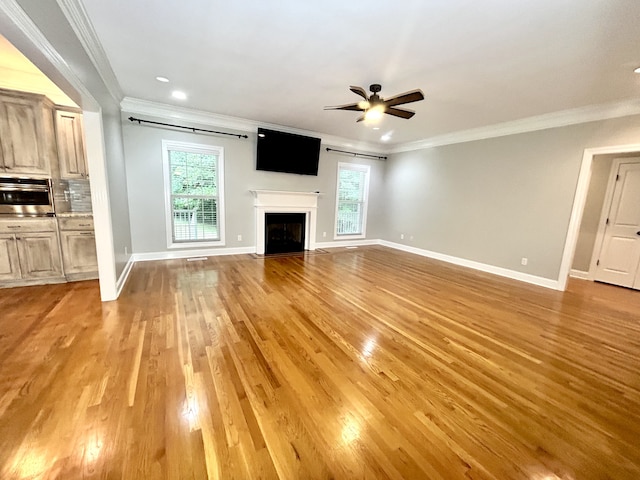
[0,246,639,479]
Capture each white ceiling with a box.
[80,0,640,146]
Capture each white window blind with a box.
[163,141,225,247]
[335,163,370,237]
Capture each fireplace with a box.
[265,213,306,254]
[251,190,320,255]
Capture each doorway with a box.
[591,159,640,289]
[560,144,640,291]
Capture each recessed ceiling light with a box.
[373,127,380,130]
[635,67,640,74]
[380,133,392,142]
[156,76,169,82]
[171,90,187,100]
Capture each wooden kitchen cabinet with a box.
[55,108,88,179]
[0,219,63,285]
[58,216,97,279]
[16,232,63,279]
[0,234,21,281]
[0,88,56,176]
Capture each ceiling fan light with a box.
[357,100,370,109]
[364,105,385,122]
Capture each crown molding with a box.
[123,95,640,156]
[56,0,123,103]
[121,96,385,154]
[0,0,98,109]
[391,98,640,154]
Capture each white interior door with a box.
[594,162,640,289]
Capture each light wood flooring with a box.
[0,246,639,479]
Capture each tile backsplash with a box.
[53,179,92,213]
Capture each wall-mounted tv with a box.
[256,128,321,176]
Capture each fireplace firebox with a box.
[265,213,306,254]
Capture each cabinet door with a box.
[60,231,97,274]
[0,96,49,175]
[0,234,21,281]
[16,232,63,279]
[56,110,87,179]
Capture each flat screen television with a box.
[256,128,321,176]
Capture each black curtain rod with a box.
[128,116,248,139]
[325,147,387,160]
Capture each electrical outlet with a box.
[410,235,414,240]
[125,246,128,255]
[521,257,528,266]
[400,234,404,240]
[323,231,327,237]
[237,234,242,241]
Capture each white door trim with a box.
[558,143,640,291]
[587,158,640,281]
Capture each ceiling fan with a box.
[324,84,424,123]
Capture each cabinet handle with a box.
[78,224,91,227]
[7,225,21,229]
[79,232,94,236]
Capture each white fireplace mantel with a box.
[250,190,320,254]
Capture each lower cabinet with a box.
[0,219,63,285]
[16,232,63,278]
[58,216,98,280]
[59,231,97,274]
[0,216,97,288]
[0,234,21,281]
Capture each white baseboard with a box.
[115,255,135,297]
[316,239,379,249]
[379,240,561,290]
[132,246,256,262]
[569,269,590,280]
[119,240,562,293]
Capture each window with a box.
[335,162,370,239]
[162,140,225,247]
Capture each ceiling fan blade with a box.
[356,114,366,122]
[385,107,415,119]
[324,102,365,112]
[349,86,369,100]
[383,89,424,107]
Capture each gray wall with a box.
[122,118,386,253]
[102,106,132,275]
[571,155,614,272]
[384,115,640,280]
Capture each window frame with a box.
[162,139,225,249]
[334,162,371,240]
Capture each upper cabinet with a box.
[55,108,88,179]
[0,89,56,177]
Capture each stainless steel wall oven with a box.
[0,177,54,216]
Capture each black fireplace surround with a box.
[265,213,306,254]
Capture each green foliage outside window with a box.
[169,150,219,241]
